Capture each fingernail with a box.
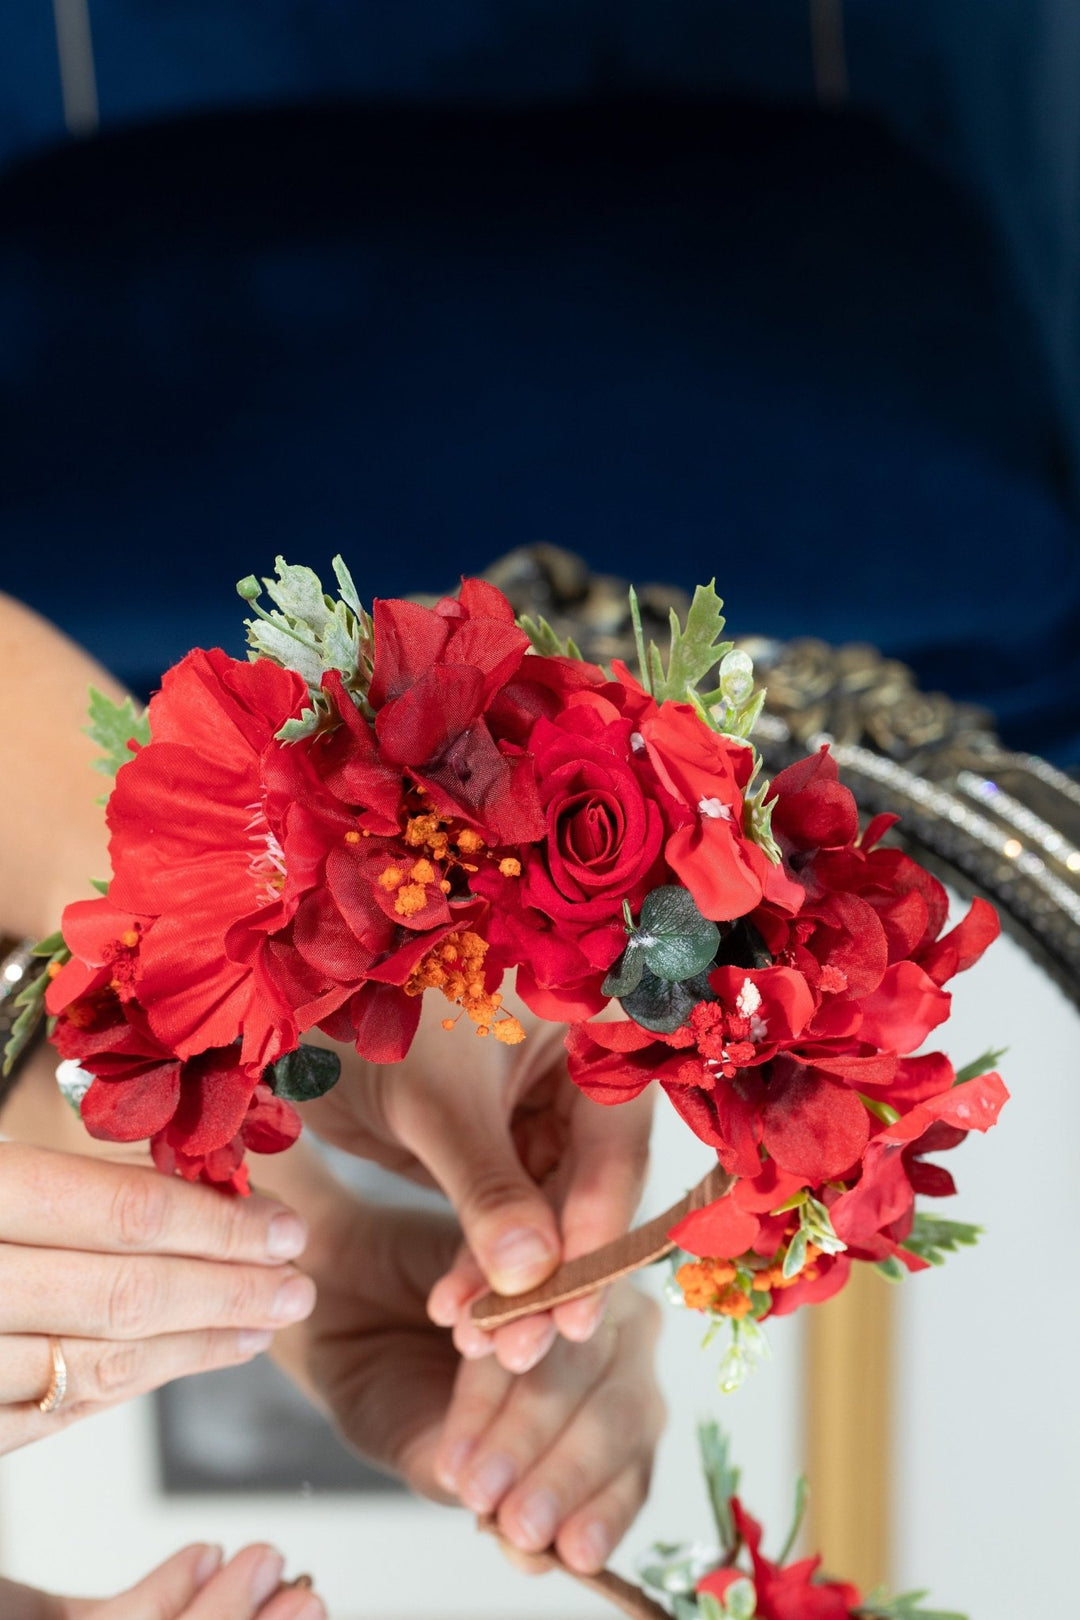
[293,1599,325,1620]
[514,1488,560,1550]
[462,1452,517,1513]
[560,1292,606,1342]
[272,1274,317,1323]
[489,1228,557,1292]
[573,1520,612,1572]
[427,1283,459,1327]
[238,1328,274,1356]
[267,1212,308,1261]
[504,1320,557,1374]
[194,1545,223,1587]
[436,1437,476,1490]
[250,1549,285,1607]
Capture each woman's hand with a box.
[272,1192,666,1576]
[301,992,653,1372]
[0,1143,316,1456]
[1,1544,324,1620]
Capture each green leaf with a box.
[517,613,584,661]
[631,886,722,983]
[628,586,652,694]
[56,1058,92,1116]
[332,555,364,618]
[697,1422,740,1557]
[901,1213,982,1268]
[84,688,151,778]
[775,1475,809,1566]
[953,1047,1007,1084]
[723,1578,757,1620]
[652,581,733,705]
[782,1227,808,1281]
[619,966,713,1033]
[875,1256,907,1283]
[2,936,70,1077]
[674,1598,702,1620]
[859,1092,901,1126]
[88,877,110,896]
[238,558,376,725]
[855,1589,967,1620]
[602,943,646,998]
[698,1597,728,1620]
[267,1044,342,1103]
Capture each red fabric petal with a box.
[669,1195,761,1259]
[916,897,1001,986]
[81,1065,181,1142]
[761,1064,870,1184]
[856,961,951,1053]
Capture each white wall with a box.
[894,919,1080,1615]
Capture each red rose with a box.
[524,711,664,925]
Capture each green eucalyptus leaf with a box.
[698,1595,728,1620]
[633,886,721,983]
[268,1044,342,1103]
[602,943,646,998]
[84,688,151,778]
[620,966,714,1034]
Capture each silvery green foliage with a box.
[855,1591,968,1620]
[56,1058,93,1116]
[698,1422,740,1556]
[84,688,151,776]
[638,1541,722,1600]
[713,1314,771,1394]
[237,555,375,741]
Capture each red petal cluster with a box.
[698,1498,861,1619]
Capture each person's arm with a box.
[0,594,121,940]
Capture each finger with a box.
[389,1088,561,1297]
[555,1461,655,1575]
[83,1544,223,1618]
[0,1327,273,1408]
[254,1586,326,1620]
[496,1363,663,1554]
[0,1144,307,1265]
[435,1242,560,1374]
[455,1327,614,1516]
[0,1246,316,1339]
[551,1090,653,1342]
[183,1545,287,1619]
[433,1353,515,1492]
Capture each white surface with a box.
[894,919,1080,1615]
[0,1101,802,1617]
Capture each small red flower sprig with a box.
[638,1423,965,1620]
[15,557,1005,1342]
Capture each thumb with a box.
[89,1546,223,1618]
[394,1089,561,1296]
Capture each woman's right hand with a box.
[0,1142,316,1456]
[2,1543,325,1620]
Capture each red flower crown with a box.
[15,559,1006,1381]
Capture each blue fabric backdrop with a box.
[0,5,1077,757]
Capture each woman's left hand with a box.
[273,1193,666,1576]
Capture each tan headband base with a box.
[470,1166,732,1331]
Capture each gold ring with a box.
[38,1337,68,1414]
